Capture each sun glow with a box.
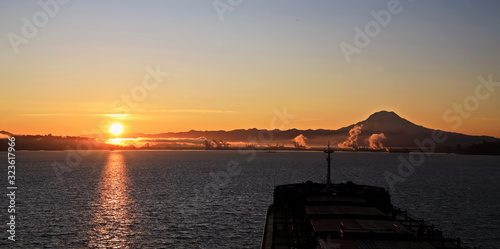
[109,123,124,136]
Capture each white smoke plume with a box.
[369,133,386,150]
[338,124,363,149]
[293,134,310,149]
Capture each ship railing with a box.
[392,207,464,248]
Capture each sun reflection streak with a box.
[88,152,138,248]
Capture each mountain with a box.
[338,111,498,148]
[352,111,426,133]
[122,110,499,149]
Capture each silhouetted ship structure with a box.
[261,145,466,249]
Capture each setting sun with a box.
[109,123,124,136]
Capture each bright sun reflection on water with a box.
[88,152,138,248]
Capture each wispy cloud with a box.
[135,109,239,114]
[295,118,323,123]
[19,113,130,118]
[473,117,498,121]
[19,113,77,116]
[18,109,238,118]
[166,109,239,114]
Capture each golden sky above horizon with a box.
[1,1,499,138]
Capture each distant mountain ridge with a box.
[123,110,499,148]
[3,111,499,152]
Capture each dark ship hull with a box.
[261,181,464,249]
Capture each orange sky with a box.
[1,1,499,138]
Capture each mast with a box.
[324,142,334,189]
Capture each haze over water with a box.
[1,150,498,248]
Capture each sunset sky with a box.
[1,0,499,137]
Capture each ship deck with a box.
[261,181,463,249]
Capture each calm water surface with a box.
[1,150,499,248]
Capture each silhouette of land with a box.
[1,111,499,155]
